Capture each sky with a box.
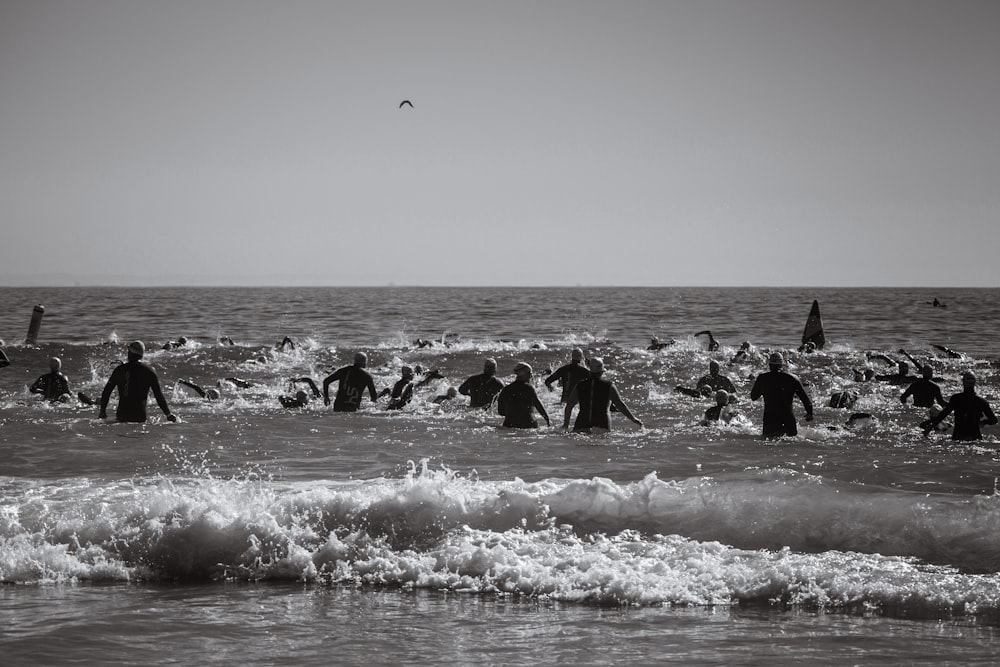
[1,0,998,287]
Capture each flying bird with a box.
[399,100,413,108]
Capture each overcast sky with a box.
[1,0,998,287]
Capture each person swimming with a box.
[29,356,72,402]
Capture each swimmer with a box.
[900,365,946,409]
[99,341,177,423]
[730,341,757,364]
[647,336,674,351]
[563,358,641,432]
[829,390,859,409]
[177,379,221,400]
[382,366,415,410]
[923,371,998,440]
[0,347,10,368]
[749,352,814,439]
[414,368,445,389]
[29,356,73,402]
[544,348,591,404]
[875,362,919,386]
[323,352,378,412]
[279,390,311,408]
[695,330,720,351]
[496,362,550,428]
[676,361,737,398]
[219,336,235,346]
[223,377,255,389]
[433,387,459,404]
[931,344,962,359]
[276,336,296,351]
[162,337,189,350]
[458,358,504,409]
[701,390,736,426]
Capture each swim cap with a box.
[715,389,729,405]
[768,352,784,366]
[709,360,720,373]
[401,365,413,376]
[513,362,532,375]
[962,371,976,386]
[571,348,584,360]
[588,357,604,373]
[128,341,145,356]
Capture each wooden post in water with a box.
[25,305,45,345]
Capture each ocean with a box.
[1,286,999,665]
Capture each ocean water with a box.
[1,286,999,665]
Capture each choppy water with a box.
[2,286,999,665]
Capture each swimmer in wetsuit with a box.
[99,341,177,423]
[458,358,505,409]
[923,371,998,441]
[900,365,946,409]
[29,357,72,402]
[544,348,591,404]
[563,357,642,432]
[322,352,378,412]
[496,362,550,428]
[749,352,814,439]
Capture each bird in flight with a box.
[399,100,413,109]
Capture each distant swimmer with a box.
[749,352,814,439]
[701,390,736,426]
[647,336,674,351]
[276,336,296,352]
[928,298,947,308]
[544,348,591,404]
[29,356,72,402]
[829,390,859,409]
[458,358,504,409]
[496,362,550,428]
[218,336,235,346]
[676,361,737,399]
[399,100,413,108]
[563,357,641,432]
[99,341,177,423]
[730,341,760,364]
[414,368,444,389]
[931,344,962,359]
[280,378,320,408]
[177,379,221,400]
[900,365,946,409]
[323,352,378,412]
[433,387,458,404]
[223,377,255,389]
[162,337,189,350]
[0,347,10,368]
[875,362,919,386]
[694,330,720,351]
[922,371,997,441]
[852,367,876,382]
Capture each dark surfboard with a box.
[801,300,825,350]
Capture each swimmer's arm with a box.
[321,369,343,405]
[28,376,45,394]
[150,375,175,421]
[531,389,550,427]
[292,378,320,397]
[366,376,378,402]
[795,382,814,420]
[178,379,206,398]
[610,386,642,426]
[98,366,121,418]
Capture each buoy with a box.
[25,305,45,345]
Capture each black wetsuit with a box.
[323,365,377,412]
[100,361,171,423]
[30,372,70,401]
[496,380,546,428]
[750,370,813,438]
[929,388,998,441]
[571,377,613,431]
[387,378,413,410]
[458,373,504,409]
[900,378,946,409]
[544,362,591,403]
[703,404,724,422]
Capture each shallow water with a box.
[2,286,999,664]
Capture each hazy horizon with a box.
[3,1,998,288]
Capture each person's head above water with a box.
[898,361,909,374]
[921,365,934,379]
[571,348,584,362]
[709,360,720,375]
[768,352,784,369]
[401,365,414,379]
[127,340,145,361]
[715,389,729,406]
[588,357,604,374]
[48,357,61,372]
[483,358,498,375]
[512,362,532,378]
[353,352,368,367]
[963,371,977,388]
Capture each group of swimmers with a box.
[9,334,998,441]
